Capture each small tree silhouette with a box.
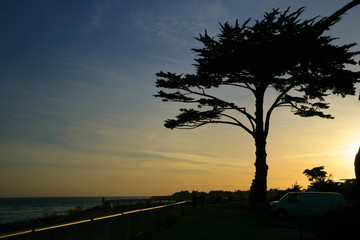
[303,166,327,185]
[155,1,360,208]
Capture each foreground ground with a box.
[148,205,318,240]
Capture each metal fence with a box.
[0,201,186,239]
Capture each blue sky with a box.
[1,0,359,197]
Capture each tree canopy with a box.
[303,166,340,191]
[303,166,327,184]
[155,7,359,134]
[155,1,360,206]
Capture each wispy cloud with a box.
[272,150,356,161]
[90,1,106,27]
[83,0,110,32]
[139,149,251,171]
[132,0,230,49]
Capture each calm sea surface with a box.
[0,197,147,224]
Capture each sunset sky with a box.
[0,0,359,197]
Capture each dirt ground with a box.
[149,205,318,240]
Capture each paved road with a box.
[150,205,317,240]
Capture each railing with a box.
[0,201,186,239]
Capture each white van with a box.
[270,192,345,218]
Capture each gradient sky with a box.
[1,0,359,197]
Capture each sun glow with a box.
[347,141,360,158]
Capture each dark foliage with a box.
[165,190,245,201]
[155,2,360,207]
[318,205,359,240]
[155,7,359,130]
[303,166,343,191]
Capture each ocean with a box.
[0,197,147,224]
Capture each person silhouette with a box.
[200,193,205,208]
[192,193,198,210]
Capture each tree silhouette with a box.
[303,166,327,183]
[355,147,360,182]
[355,146,360,208]
[304,166,342,192]
[155,1,360,208]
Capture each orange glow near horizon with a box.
[1,0,359,198]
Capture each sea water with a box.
[0,197,103,224]
[0,197,150,224]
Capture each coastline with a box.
[0,201,186,240]
[0,197,176,234]
[0,196,153,224]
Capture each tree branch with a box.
[220,113,255,136]
[174,122,210,130]
[314,0,360,34]
[174,119,249,131]
[264,85,295,137]
[184,87,256,122]
[222,82,256,93]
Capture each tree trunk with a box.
[249,134,268,211]
[249,87,268,211]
